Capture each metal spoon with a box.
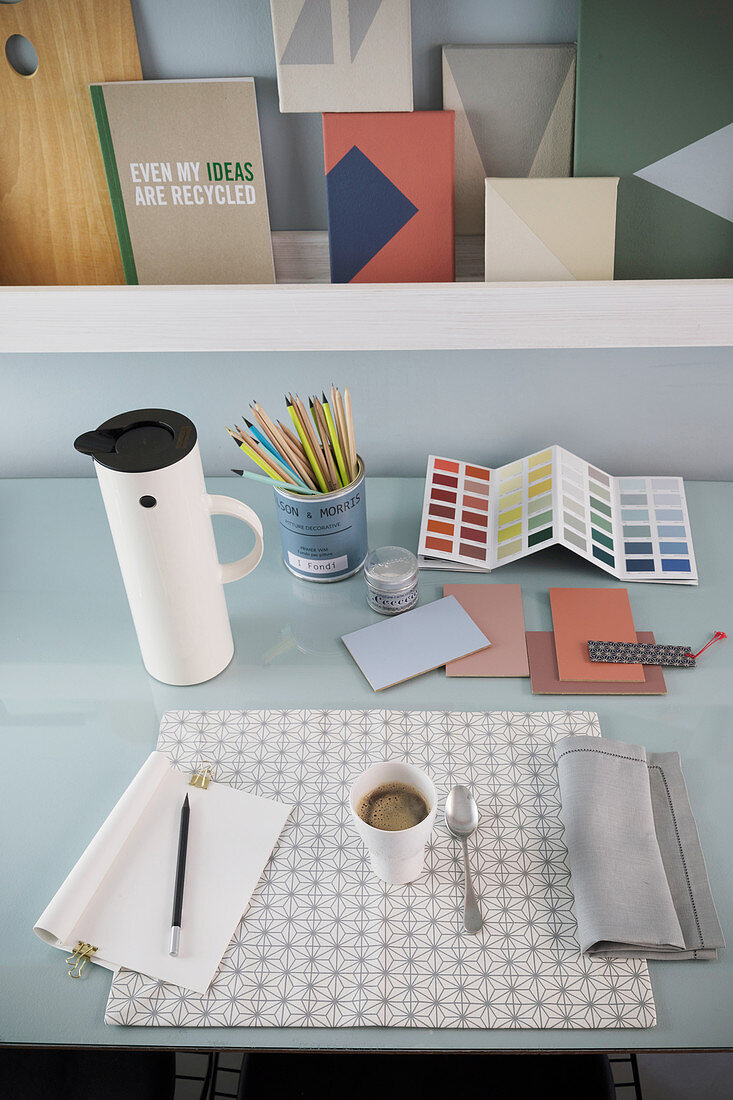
[445,785,483,934]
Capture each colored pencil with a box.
[227,390,358,495]
[250,403,318,490]
[243,418,309,487]
[344,387,358,477]
[287,398,329,492]
[322,391,348,486]
[292,393,334,491]
[249,407,316,489]
[310,397,340,490]
[231,469,320,495]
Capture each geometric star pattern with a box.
[106,710,655,1029]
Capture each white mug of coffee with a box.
[350,760,437,885]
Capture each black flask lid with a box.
[74,409,197,473]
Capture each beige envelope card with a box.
[270,0,413,112]
[484,177,619,281]
[443,44,576,234]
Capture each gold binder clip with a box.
[190,762,214,790]
[66,941,98,979]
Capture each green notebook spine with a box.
[90,85,139,285]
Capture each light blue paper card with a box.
[341,595,491,691]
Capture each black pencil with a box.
[169,793,190,957]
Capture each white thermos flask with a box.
[74,409,264,685]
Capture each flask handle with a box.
[207,495,264,583]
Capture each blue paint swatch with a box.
[625,559,655,572]
[659,541,688,555]
[623,524,651,537]
[622,509,649,522]
[656,509,684,521]
[621,493,646,505]
[662,559,691,573]
[657,525,686,538]
[625,541,653,555]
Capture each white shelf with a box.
[1,233,731,352]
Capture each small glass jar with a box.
[364,546,419,616]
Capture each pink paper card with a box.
[444,583,529,677]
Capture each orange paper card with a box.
[445,584,529,676]
[549,587,644,682]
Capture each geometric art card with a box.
[323,111,454,282]
[443,44,576,233]
[485,178,619,281]
[418,447,698,584]
[270,0,413,113]
[575,0,733,278]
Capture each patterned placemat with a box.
[106,710,655,1028]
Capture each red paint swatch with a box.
[426,536,453,552]
[460,542,486,560]
[429,503,455,519]
[461,525,487,543]
[431,488,456,504]
[433,473,458,488]
[463,510,488,527]
[434,458,459,473]
[464,494,489,512]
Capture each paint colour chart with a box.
[417,450,556,570]
[418,448,698,584]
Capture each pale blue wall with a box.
[5,347,733,479]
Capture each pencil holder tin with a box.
[274,458,367,582]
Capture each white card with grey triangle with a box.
[270,0,412,112]
[105,709,655,1029]
[484,177,619,281]
[443,45,576,234]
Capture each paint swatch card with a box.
[323,111,455,283]
[341,596,490,691]
[549,587,644,682]
[444,584,529,677]
[418,447,698,584]
[270,0,413,113]
[527,631,667,695]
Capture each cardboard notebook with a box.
[418,446,697,584]
[90,78,274,285]
[323,111,455,283]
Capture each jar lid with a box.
[364,546,418,591]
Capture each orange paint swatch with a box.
[550,588,644,682]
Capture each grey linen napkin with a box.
[556,736,724,960]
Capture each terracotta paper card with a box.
[323,111,455,283]
[270,0,413,113]
[484,177,618,281]
[90,79,274,284]
[527,631,667,695]
[444,584,529,677]
[549,588,644,682]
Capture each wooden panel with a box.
[1,274,731,352]
[0,0,142,285]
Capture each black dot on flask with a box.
[139,495,157,508]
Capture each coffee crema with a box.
[356,781,430,831]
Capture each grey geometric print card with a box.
[106,710,655,1029]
